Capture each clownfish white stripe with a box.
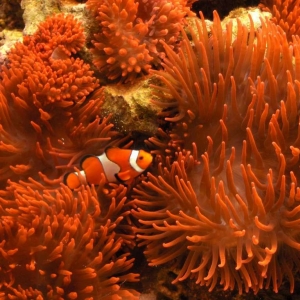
[98,152,120,182]
[130,150,145,173]
[63,147,153,189]
[75,170,87,182]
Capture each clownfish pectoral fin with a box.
[115,170,132,182]
[64,172,82,190]
[80,155,96,170]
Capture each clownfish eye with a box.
[139,156,144,160]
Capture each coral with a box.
[0,184,139,299]
[221,7,272,41]
[86,0,193,82]
[21,0,61,35]
[99,77,162,136]
[132,11,300,294]
[0,0,23,31]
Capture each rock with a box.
[100,76,162,137]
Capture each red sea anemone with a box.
[29,14,86,57]
[86,0,194,82]
[0,14,114,184]
[1,14,98,128]
[0,12,141,299]
[259,0,300,40]
[0,184,139,299]
[132,11,300,294]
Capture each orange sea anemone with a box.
[0,184,139,299]
[1,14,98,129]
[0,14,115,184]
[132,11,300,294]
[86,0,193,82]
[133,143,300,294]
[259,0,300,40]
[29,14,86,57]
[259,0,273,9]
[0,10,158,300]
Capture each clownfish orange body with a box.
[64,147,153,189]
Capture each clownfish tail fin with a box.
[64,172,82,189]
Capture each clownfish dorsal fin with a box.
[105,147,127,160]
[80,155,97,170]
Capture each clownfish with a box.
[64,147,152,189]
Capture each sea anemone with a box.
[0,12,142,298]
[259,0,300,40]
[132,11,300,294]
[0,184,139,299]
[259,0,273,9]
[0,14,106,184]
[1,14,98,129]
[29,14,86,57]
[86,0,193,82]
[132,142,300,294]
